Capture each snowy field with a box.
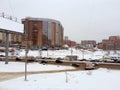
[0,62,75,72]
[18,48,106,60]
[0,48,120,90]
[0,61,120,90]
[1,48,120,61]
[0,67,120,90]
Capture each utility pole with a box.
[82,49,85,60]
[5,32,9,64]
[39,47,42,59]
[25,18,29,81]
[70,41,73,61]
[47,22,49,58]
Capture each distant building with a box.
[63,40,76,47]
[0,32,22,46]
[81,40,96,49]
[75,44,83,49]
[98,36,120,50]
[109,36,120,41]
[64,36,69,45]
[64,36,68,40]
[0,32,3,43]
[22,17,64,49]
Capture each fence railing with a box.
[0,12,20,23]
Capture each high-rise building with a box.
[22,17,64,49]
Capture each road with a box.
[0,68,80,82]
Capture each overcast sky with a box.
[1,0,120,43]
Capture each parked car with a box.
[0,55,5,61]
[55,59,63,63]
[85,62,95,70]
[16,57,21,61]
[40,60,47,65]
[79,59,86,61]
[115,59,120,63]
[71,63,80,67]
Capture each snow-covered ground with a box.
[0,61,75,72]
[1,47,120,60]
[18,48,120,59]
[0,48,120,90]
[0,65,120,90]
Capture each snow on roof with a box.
[0,17,23,33]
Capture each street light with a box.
[82,49,85,60]
[5,32,9,64]
[70,41,73,61]
[24,18,29,81]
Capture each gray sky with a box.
[1,0,120,43]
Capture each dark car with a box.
[16,57,21,61]
[71,63,80,67]
[116,59,120,63]
[40,60,47,65]
[55,59,63,63]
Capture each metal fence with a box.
[0,12,18,22]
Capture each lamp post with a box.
[24,18,29,81]
[39,47,42,59]
[5,32,9,64]
[70,41,73,61]
[46,22,49,58]
[82,49,85,60]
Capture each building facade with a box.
[81,40,96,49]
[22,17,64,49]
[98,36,120,50]
[0,32,22,46]
[64,40,76,47]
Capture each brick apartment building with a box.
[98,36,120,50]
[0,17,64,49]
[81,40,96,49]
[22,17,64,49]
[64,40,76,47]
